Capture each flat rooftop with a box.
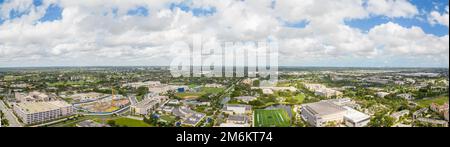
[303,101,346,116]
[343,106,370,122]
[15,101,71,114]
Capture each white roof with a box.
[343,106,370,122]
[219,123,249,127]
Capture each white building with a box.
[390,110,410,121]
[376,92,390,98]
[343,107,370,127]
[304,84,343,98]
[235,96,257,103]
[69,92,105,102]
[301,101,369,127]
[122,81,161,88]
[223,104,252,115]
[13,101,74,124]
[397,94,414,100]
[15,91,52,102]
[131,96,168,115]
[301,101,347,127]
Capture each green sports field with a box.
[254,109,291,127]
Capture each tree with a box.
[107,120,117,127]
[368,112,395,127]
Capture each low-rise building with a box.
[376,92,390,98]
[397,93,414,100]
[390,110,410,121]
[131,96,168,115]
[226,115,249,124]
[69,92,106,103]
[301,101,369,127]
[172,106,206,126]
[304,84,342,98]
[444,110,449,121]
[223,104,252,115]
[343,107,370,127]
[235,96,257,103]
[13,101,74,124]
[301,101,347,127]
[430,103,449,114]
[15,91,53,102]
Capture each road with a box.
[0,100,23,127]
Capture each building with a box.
[430,103,449,115]
[122,81,161,88]
[390,110,410,121]
[219,123,250,127]
[397,94,414,100]
[13,101,74,124]
[235,96,257,103]
[205,84,223,88]
[444,110,449,121]
[251,87,297,95]
[223,104,252,115]
[262,89,274,95]
[416,118,448,127]
[343,106,370,127]
[69,92,106,103]
[304,84,342,98]
[376,92,390,98]
[130,96,168,115]
[301,101,347,127]
[172,106,206,126]
[219,115,251,127]
[226,115,249,124]
[15,91,53,102]
[301,101,369,127]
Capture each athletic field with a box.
[254,109,291,127]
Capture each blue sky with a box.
[0,0,448,68]
[346,0,449,36]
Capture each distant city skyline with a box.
[0,0,449,68]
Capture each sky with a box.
[0,0,448,68]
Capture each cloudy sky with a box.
[0,0,448,67]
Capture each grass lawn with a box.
[159,115,176,122]
[284,94,305,104]
[254,109,291,127]
[113,118,151,127]
[176,87,224,99]
[415,96,449,107]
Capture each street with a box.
[0,100,22,127]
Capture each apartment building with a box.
[13,101,74,124]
